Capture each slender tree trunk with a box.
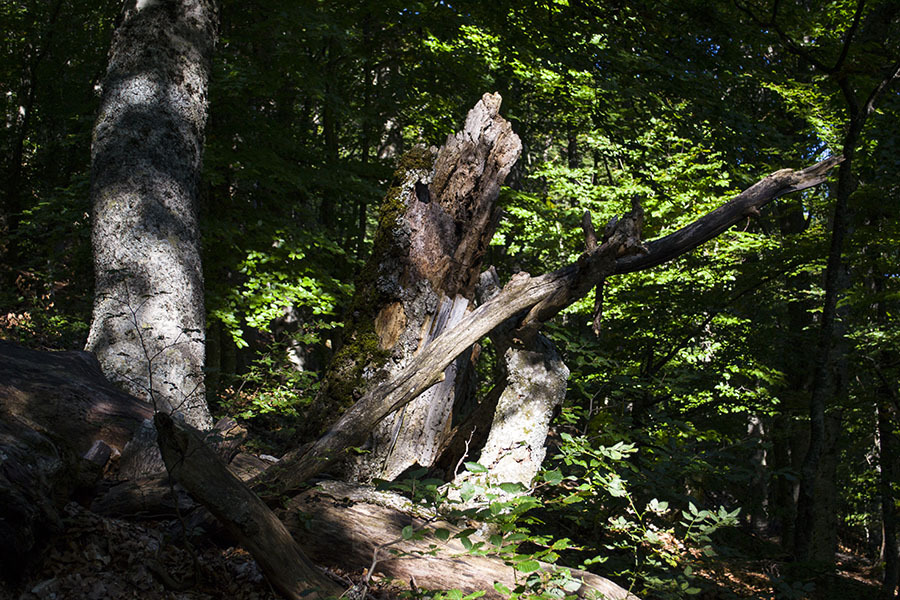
[793,118,859,564]
[84,0,217,430]
[877,394,899,600]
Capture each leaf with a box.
[515,559,541,573]
[493,582,511,595]
[465,462,488,473]
[543,469,563,485]
[498,482,526,494]
[434,528,450,541]
[402,525,414,540]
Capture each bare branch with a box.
[614,156,844,274]
[256,157,842,500]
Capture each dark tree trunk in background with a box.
[310,93,522,482]
[786,21,900,565]
[877,394,899,600]
[1,0,63,288]
[85,0,218,430]
[793,139,855,566]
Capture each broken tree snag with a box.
[283,481,640,600]
[153,413,341,599]
[258,158,842,499]
[309,92,522,483]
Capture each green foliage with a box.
[539,429,740,598]
[4,1,899,597]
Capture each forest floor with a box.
[2,497,882,600]
[694,534,880,599]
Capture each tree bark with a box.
[258,156,843,500]
[0,340,152,583]
[877,394,899,600]
[449,267,569,494]
[84,0,218,429]
[310,92,522,482]
[0,340,154,456]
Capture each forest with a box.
[1,0,899,599]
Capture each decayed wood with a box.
[314,92,522,483]
[0,340,154,456]
[0,340,155,581]
[259,156,843,499]
[0,414,71,582]
[154,412,341,599]
[283,481,639,600]
[448,267,569,493]
[91,450,271,518]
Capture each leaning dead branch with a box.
[258,155,843,500]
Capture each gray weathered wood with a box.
[283,481,640,600]
[154,412,341,599]
[314,92,522,482]
[259,156,843,499]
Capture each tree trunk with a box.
[449,267,569,494]
[792,51,900,568]
[84,0,217,430]
[794,119,859,565]
[310,93,522,482]
[877,395,899,600]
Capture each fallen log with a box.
[283,480,639,600]
[153,412,342,599]
[0,340,153,456]
[0,341,154,582]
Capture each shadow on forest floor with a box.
[695,532,880,600]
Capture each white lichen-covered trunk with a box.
[470,335,568,486]
[85,0,217,430]
[450,269,569,503]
